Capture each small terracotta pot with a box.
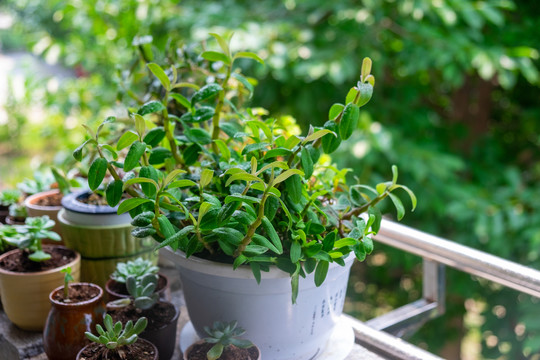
[105,273,170,302]
[183,340,261,360]
[76,337,159,360]
[43,283,105,360]
[0,246,81,330]
[25,189,64,243]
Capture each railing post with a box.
[423,258,445,315]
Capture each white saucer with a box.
[179,316,354,360]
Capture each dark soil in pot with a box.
[5,215,26,225]
[33,191,63,206]
[185,342,260,360]
[0,246,76,272]
[51,283,100,303]
[108,301,179,360]
[76,338,158,360]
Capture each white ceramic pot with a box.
[166,249,354,360]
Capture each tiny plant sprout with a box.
[60,266,74,301]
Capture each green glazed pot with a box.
[58,191,157,287]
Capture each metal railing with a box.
[349,219,540,359]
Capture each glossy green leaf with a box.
[214,139,231,162]
[123,141,147,171]
[232,73,254,97]
[339,103,359,140]
[234,51,264,65]
[143,127,166,147]
[252,234,279,253]
[88,157,108,191]
[356,82,374,107]
[139,166,159,197]
[225,173,263,187]
[321,121,341,154]
[117,198,152,215]
[285,174,302,203]
[117,131,138,150]
[137,100,165,116]
[148,147,172,165]
[105,180,123,207]
[73,139,91,161]
[389,193,405,220]
[169,93,191,109]
[147,63,171,91]
[290,241,302,263]
[134,114,146,138]
[261,216,283,254]
[303,129,335,144]
[185,127,212,145]
[201,51,230,64]
[209,33,230,56]
[157,215,175,239]
[168,179,196,189]
[191,83,222,106]
[200,169,214,188]
[213,227,244,245]
[301,147,314,178]
[314,260,329,287]
[122,177,158,192]
[273,169,304,185]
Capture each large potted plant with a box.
[0,216,81,330]
[74,34,415,359]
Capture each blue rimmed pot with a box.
[58,190,157,288]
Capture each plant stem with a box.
[211,66,232,153]
[341,191,388,220]
[161,92,185,166]
[234,192,268,257]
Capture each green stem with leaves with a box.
[211,66,232,153]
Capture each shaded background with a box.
[1,1,540,358]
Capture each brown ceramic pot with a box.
[105,273,170,302]
[43,283,105,360]
[76,337,159,360]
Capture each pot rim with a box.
[163,247,355,280]
[0,245,80,276]
[24,189,63,211]
[61,190,120,215]
[49,282,104,308]
[57,208,132,229]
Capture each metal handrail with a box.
[375,219,540,298]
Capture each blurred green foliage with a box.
[1,0,540,357]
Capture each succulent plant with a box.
[110,257,159,283]
[203,321,254,360]
[85,313,148,359]
[0,189,21,207]
[2,216,60,261]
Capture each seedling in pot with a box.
[111,257,159,283]
[3,216,61,261]
[60,266,74,302]
[85,313,148,360]
[202,321,255,360]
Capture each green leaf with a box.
[123,141,147,171]
[105,180,123,207]
[304,258,317,273]
[225,194,261,205]
[290,241,302,263]
[394,184,417,211]
[88,157,108,191]
[147,63,171,91]
[198,202,213,224]
[137,100,165,116]
[209,33,231,56]
[301,147,314,178]
[208,343,224,360]
[285,174,302,203]
[73,139,91,161]
[389,193,405,220]
[261,216,283,254]
[356,82,373,107]
[185,127,212,145]
[117,198,152,215]
[234,51,265,65]
[250,262,261,284]
[168,179,196,189]
[117,131,138,150]
[321,121,341,154]
[143,127,166,147]
[263,148,292,160]
[170,93,191,109]
[191,83,222,106]
[329,103,345,121]
[134,114,146,138]
[232,73,254,97]
[225,173,263,187]
[201,51,230,64]
[214,139,231,161]
[100,145,118,160]
[148,147,172,165]
[243,245,269,256]
[164,169,187,186]
[157,215,175,238]
[122,177,158,192]
[314,260,329,287]
[346,87,358,104]
[339,103,359,140]
[273,169,304,185]
[29,250,51,262]
[334,238,357,248]
[213,227,244,245]
[200,169,214,188]
[139,166,159,197]
[303,129,336,144]
[252,234,280,254]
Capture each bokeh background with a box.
[1,1,540,358]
